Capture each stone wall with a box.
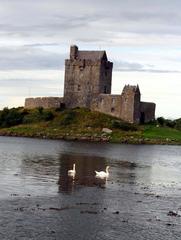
[91,86,156,123]
[25,97,63,109]
[140,102,156,123]
[91,94,122,118]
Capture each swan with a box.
[95,166,110,178]
[68,163,76,176]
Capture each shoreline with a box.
[0,131,180,146]
[0,107,180,146]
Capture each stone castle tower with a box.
[63,45,155,123]
[63,45,113,108]
[25,45,156,123]
[120,85,141,123]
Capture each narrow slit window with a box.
[104,86,107,93]
[112,98,115,104]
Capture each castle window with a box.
[78,85,81,91]
[104,86,107,93]
[111,107,115,113]
[112,98,115,104]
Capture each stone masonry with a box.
[25,45,156,123]
[64,46,155,123]
[64,45,113,108]
[25,97,63,109]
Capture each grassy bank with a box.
[0,107,180,145]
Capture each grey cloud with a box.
[0,0,181,45]
[0,46,65,70]
[0,0,180,72]
[114,61,144,71]
[114,60,181,73]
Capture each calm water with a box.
[0,136,181,239]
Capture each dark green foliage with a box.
[165,119,176,128]
[111,120,138,131]
[0,108,24,127]
[23,108,55,124]
[59,111,76,126]
[23,108,54,123]
[55,107,62,112]
[157,117,165,126]
[37,107,43,114]
[42,111,54,121]
[175,118,181,130]
[21,109,29,116]
[0,107,54,127]
[157,117,176,128]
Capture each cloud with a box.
[0,0,181,46]
[0,46,66,70]
[0,0,180,118]
[113,60,181,73]
[0,69,64,109]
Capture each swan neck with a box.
[73,164,75,171]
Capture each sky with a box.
[0,0,181,118]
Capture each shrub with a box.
[37,107,43,114]
[23,109,54,124]
[0,108,23,127]
[175,119,181,130]
[60,111,76,126]
[157,117,165,126]
[111,120,138,131]
[165,119,176,128]
[42,111,54,121]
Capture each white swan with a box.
[95,166,110,178]
[68,163,76,177]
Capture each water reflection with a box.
[1,136,181,198]
[58,153,109,193]
[21,155,60,180]
[20,152,110,194]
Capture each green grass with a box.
[143,125,181,142]
[0,107,181,144]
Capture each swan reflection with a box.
[58,153,109,193]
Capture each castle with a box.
[25,45,156,123]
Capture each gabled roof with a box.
[77,50,107,61]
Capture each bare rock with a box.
[102,128,112,134]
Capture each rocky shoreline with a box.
[0,130,180,145]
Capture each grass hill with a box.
[0,107,180,144]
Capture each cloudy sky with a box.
[0,0,181,118]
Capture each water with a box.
[0,136,181,239]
